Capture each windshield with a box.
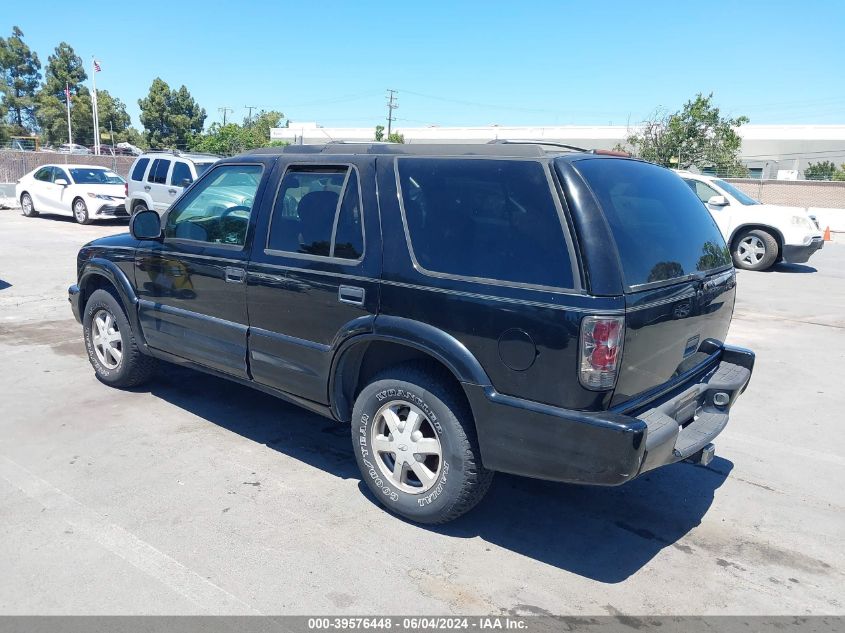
[713,179,760,205]
[195,162,214,177]
[572,158,732,289]
[69,168,124,185]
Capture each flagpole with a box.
[91,58,100,155]
[65,83,73,146]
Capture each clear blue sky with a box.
[5,0,845,130]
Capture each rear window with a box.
[396,158,574,288]
[573,159,731,288]
[131,158,149,181]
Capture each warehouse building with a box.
[271,123,845,180]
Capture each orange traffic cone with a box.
[823,226,832,241]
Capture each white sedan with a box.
[16,164,129,224]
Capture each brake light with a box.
[593,149,631,157]
[124,182,128,197]
[579,315,625,390]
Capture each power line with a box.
[386,89,398,137]
[218,106,233,125]
[244,105,259,122]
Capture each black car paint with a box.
[71,145,754,486]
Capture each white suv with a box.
[126,151,219,216]
[677,171,823,271]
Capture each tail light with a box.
[124,182,128,197]
[579,315,625,390]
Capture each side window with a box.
[131,158,149,181]
[164,164,263,246]
[171,161,192,187]
[685,179,720,204]
[34,167,53,182]
[53,167,70,183]
[148,159,171,184]
[267,166,363,260]
[396,158,574,288]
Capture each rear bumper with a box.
[783,237,823,263]
[465,345,754,485]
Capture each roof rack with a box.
[486,139,589,152]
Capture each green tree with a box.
[0,27,42,132]
[834,165,845,182]
[374,125,384,141]
[804,160,839,181]
[190,110,286,155]
[35,42,88,145]
[621,93,748,175]
[387,132,405,144]
[138,78,206,149]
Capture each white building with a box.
[271,122,845,179]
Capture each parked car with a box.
[126,150,219,216]
[678,171,823,270]
[56,143,92,155]
[16,164,128,224]
[69,143,754,524]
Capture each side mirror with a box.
[130,209,162,240]
[178,178,192,188]
[707,195,729,207]
[54,178,69,186]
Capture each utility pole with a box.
[386,89,398,138]
[244,105,259,123]
[218,106,234,125]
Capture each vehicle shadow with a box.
[765,262,817,274]
[144,364,732,583]
[28,213,128,227]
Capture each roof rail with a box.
[487,139,589,152]
[144,148,182,156]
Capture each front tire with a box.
[73,198,92,224]
[733,228,778,271]
[20,193,38,217]
[83,289,155,388]
[351,365,493,524]
[132,201,149,216]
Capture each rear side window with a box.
[396,158,573,288]
[131,158,149,181]
[171,162,192,186]
[267,166,364,260]
[148,159,170,184]
[573,159,731,288]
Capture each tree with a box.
[374,125,384,141]
[621,93,748,175]
[35,42,88,145]
[138,78,206,149]
[0,27,42,132]
[190,110,286,155]
[387,132,405,144]
[804,160,839,181]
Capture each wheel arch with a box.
[329,319,492,425]
[729,223,784,259]
[78,260,146,347]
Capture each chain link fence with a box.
[0,149,137,183]
[723,178,845,209]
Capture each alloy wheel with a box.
[371,400,443,493]
[738,235,766,265]
[92,309,123,369]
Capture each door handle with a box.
[224,266,247,283]
[144,185,151,191]
[168,189,177,195]
[338,285,365,306]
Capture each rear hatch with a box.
[573,158,736,409]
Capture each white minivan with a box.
[126,151,218,216]
[678,171,824,271]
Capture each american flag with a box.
[93,60,101,72]
[65,83,71,102]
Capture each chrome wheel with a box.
[92,309,123,369]
[738,235,765,265]
[371,400,443,493]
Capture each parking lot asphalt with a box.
[0,208,843,616]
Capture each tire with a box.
[82,288,156,388]
[73,197,92,224]
[732,228,778,271]
[132,201,149,216]
[351,364,494,524]
[20,193,38,217]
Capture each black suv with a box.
[69,143,754,524]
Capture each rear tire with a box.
[732,228,778,271]
[351,364,493,524]
[83,289,156,388]
[20,193,38,217]
[73,198,92,224]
